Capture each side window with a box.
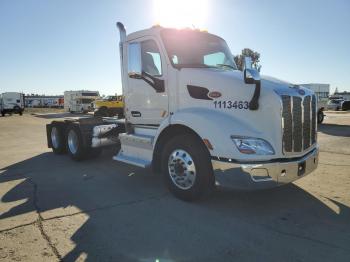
[141,40,162,76]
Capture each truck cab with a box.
[47,23,319,201]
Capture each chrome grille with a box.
[281,94,316,154]
[303,96,311,149]
[311,95,316,145]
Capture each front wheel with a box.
[317,110,324,123]
[161,134,213,201]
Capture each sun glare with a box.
[153,0,209,29]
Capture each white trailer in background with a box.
[64,90,100,113]
[0,92,25,116]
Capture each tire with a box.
[19,110,23,116]
[50,124,66,154]
[94,107,108,117]
[161,134,213,201]
[1,111,4,117]
[66,125,88,161]
[317,110,324,124]
[116,108,124,119]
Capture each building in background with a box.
[301,83,330,100]
[25,95,64,108]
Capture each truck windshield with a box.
[161,29,237,70]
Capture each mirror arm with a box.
[141,71,165,93]
[249,81,260,110]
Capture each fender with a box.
[153,107,275,161]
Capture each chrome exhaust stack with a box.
[116,22,130,133]
[117,22,126,46]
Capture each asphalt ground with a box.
[0,111,349,261]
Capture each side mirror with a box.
[128,42,142,78]
[243,56,260,84]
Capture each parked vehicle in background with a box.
[0,92,25,116]
[341,100,350,111]
[46,23,319,201]
[327,98,344,111]
[93,95,124,117]
[64,91,100,113]
[317,98,328,123]
[302,84,328,123]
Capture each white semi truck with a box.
[0,92,25,116]
[64,90,100,113]
[46,23,319,200]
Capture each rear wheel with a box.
[50,125,66,154]
[161,134,213,201]
[66,125,100,160]
[66,125,87,161]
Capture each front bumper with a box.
[212,147,319,190]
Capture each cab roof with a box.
[126,25,222,42]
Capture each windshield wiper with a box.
[216,64,237,70]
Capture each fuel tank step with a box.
[113,132,154,168]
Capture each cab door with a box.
[125,37,168,125]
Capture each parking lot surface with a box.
[1,112,350,261]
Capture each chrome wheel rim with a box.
[168,149,196,190]
[68,130,78,154]
[51,127,59,149]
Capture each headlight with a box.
[231,136,275,155]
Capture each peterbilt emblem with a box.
[208,91,222,98]
[298,89,305,95]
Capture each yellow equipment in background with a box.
[93,95,124,117]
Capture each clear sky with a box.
[0,0,349,95]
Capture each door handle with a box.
[131,111,141,117]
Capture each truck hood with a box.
[179,68,313,100]
[176,68,315,159]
